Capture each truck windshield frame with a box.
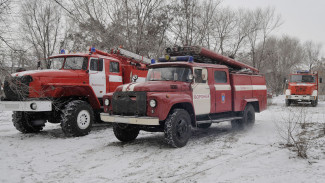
[49,57,64,69]
[63,57,88,70]
[146,66,193,82]
[290,74,316,83]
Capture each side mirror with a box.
[320,78,322,83]
[132,75,138,82]
[86,70,89,73]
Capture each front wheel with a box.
[60,100,94,137]
[12,112,44,133]
[164,109,191,148]
[113,123,140,142]
[311,98,318,107]
[285,99,291,106]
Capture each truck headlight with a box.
[104,99,110,106]
[285,89,291,95]
[30,103,37,110]
[149,99,157,108]
[312,90,317,96]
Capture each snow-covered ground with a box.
[1,96,325,183]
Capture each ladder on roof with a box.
[115,48,152,65]
[165,46,259,73]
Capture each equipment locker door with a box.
[192,67,211,115]
[213,69,232,113]
[89,58,106,98]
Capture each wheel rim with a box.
[77,110,91,129]
[176,119,188,139]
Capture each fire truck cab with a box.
[285,70,321,107]
[100,46,267,147]
[0,47,150,137]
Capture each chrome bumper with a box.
[286,95,317,101]
[0,101,52,111]
[100,113,159,125]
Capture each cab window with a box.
[214,71,227,83]
[194,68,207,83]
[90,58,103,71]
[110,62,120,73]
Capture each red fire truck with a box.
[0,47,150,136]
[285,70,322,107]
[100,46,267,147]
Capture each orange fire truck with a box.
[100,46,267,147]
[0,47,150,136]
[285,70,322,107]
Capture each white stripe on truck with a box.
[109,75,122,82]
[214,85,231,91]
[234,85,267,91]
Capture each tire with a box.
[285,99,291,106]
[231,104,255,130]
[197,123,212,129]
[94,111,104,123]
[311,98,318,107]
[231,119,243,130]
[113,123,140,142]
[164,109,191,148]
[12,112,44,133]
[61,100,94,137]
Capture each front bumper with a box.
[0,101,52,111]
[100,113,159,125]
[286,95,317,101]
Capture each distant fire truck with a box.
[101,46,267,147]
[0,47,150,136]
[285,70,322,107]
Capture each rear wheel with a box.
[113,123,140,142]
[164,109,191,148]
[231,104,255,130]
[12,112,44,133]
[61,100,94,137]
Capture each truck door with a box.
[192,67,211,115]
[89,58,106,98]
[213,69,232,113]
[108,61,123,92]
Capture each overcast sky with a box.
[221,0,325,57]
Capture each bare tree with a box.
[61,0,168,57]
[192,0,220,49]
[260,36,304,94]
[247,7,282,70]
[212,7,236,55]
[21,0,65,62]
[168,0,200,46]
[0,0,10,41]
[303,40,322,71]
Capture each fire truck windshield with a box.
[63,57,88,70]
[49,57,64,69]
[290,75,315,83]
[147,67,193,82]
